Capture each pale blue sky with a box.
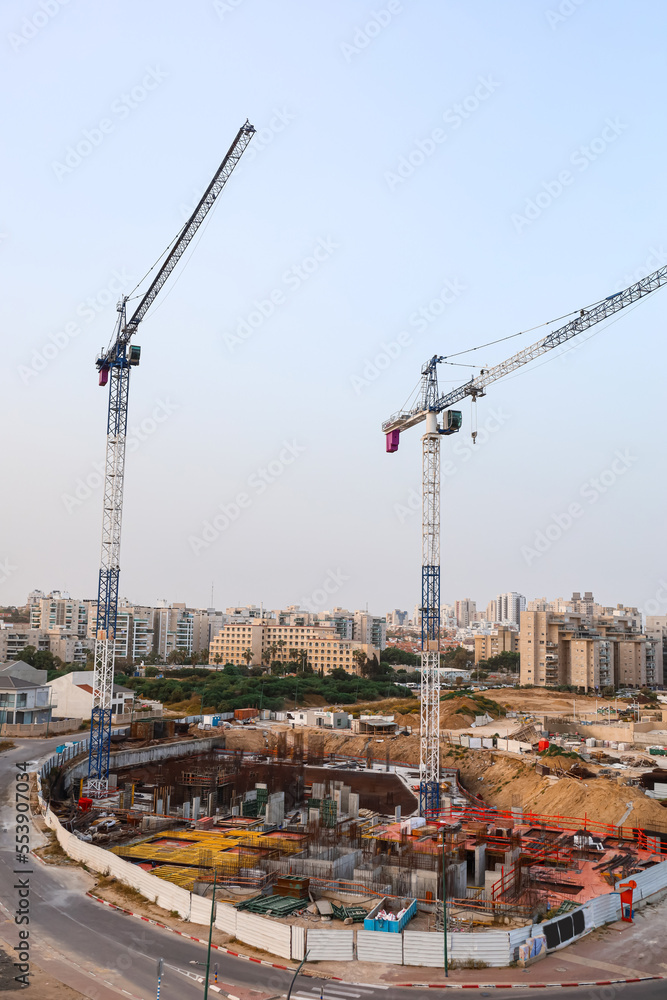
[2,1,666,617]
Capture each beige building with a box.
[208,621,378,674]
[474,627,518,665]
[520,609,648,691]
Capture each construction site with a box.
[38,695,667,967]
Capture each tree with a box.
[276,639,287,663]
[352,649,367,676]
[167,649,187,665]
[242,647,253,667]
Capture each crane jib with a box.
[382,261,667,434]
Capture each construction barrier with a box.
[236,911,292,961]
[357,929,403,964]
[615,857,667,900]
[305,929,354,962]
[291,925,306,960]
[214,901,238,936]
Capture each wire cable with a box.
[441,308,582,361]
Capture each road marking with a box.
[339,987,388,992]
[312,990,364,998]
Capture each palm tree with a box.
[276,639,287,664]
[289,647,299,669]
[242,647,253,667]
[262,646,272,671]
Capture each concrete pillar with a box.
[447,860,467,900]
[474,844,486,887]
[156,798,163,814]
[266,791,285,827]
[348,793,359,817]
[308,807,320,824]
[192,796,200,820]
[340,785,350,812]
[394,805,401,822]
[183,801,191,819]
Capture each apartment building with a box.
[474,627,519,665]
[455,598,476,628]
[486,592,526,626]
[520,609,649,691]
[208,621,378,674]
[644,615,667,688]
[28,590,87,636]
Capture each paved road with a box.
[0,737,664,999]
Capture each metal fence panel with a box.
[215,902,238,936]
[291,925,306,961]
[616,859,667,901]
[357,930,403,965]
[403,931,444,967]
[587,893,621,928]
[190,895,214,925]
[305,930,354,962]
[450,931,511,968]
[236,911,291,960]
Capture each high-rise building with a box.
[455,598,476,628]
[353,611,386,650]
[487,592,526,626]
[644,616,667,688]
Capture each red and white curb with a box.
[85,894,666,991]
[393,976,665,988]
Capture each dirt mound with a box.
[449,748,667,828]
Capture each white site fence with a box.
[32,751,667,969]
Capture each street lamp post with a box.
[203,869,217,1000]
[286,950,310,1000]
[441,829,448,977]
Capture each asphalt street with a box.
[0,736,664,1000]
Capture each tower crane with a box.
[382,264,667,815]
[86,120,256,794]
